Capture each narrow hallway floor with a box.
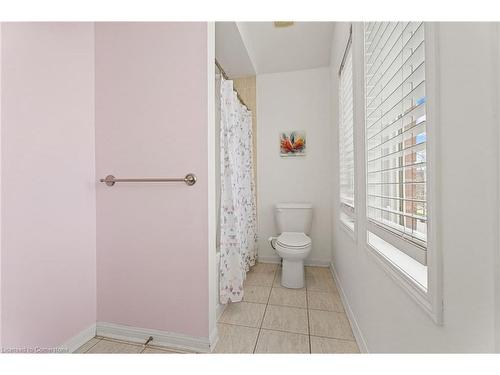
[215,264,359,353]
[75,263,359,354]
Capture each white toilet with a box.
[269,203,312,289]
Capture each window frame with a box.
[357,22,443,324]
[338,25,356,234]
[363,21,428,266]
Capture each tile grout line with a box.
[82,338,102,353]
[85,337,142,353]
[230,294,345,312]
[220,265,357,353]
[252,265,277,353]
[305,271,312,354]
[93,320,356,353]
[229,266,356,350]
[90,336,179,354]
[218,321,356,342]
[94,336,190,354]
[85,265,355,354]
[308,334,357,343]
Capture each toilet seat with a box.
[276,232,311,249]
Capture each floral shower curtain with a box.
[219,78,258,304]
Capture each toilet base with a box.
[281,259,305,289]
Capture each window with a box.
[339,30,355,230]
[364,22,428,271]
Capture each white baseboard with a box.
[257,255,281,264]
[96,322,213,353]
[305,258,332,267]
[60,324,96,353]
[258,255,331,267]
[329,262,369,353]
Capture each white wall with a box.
[257,68,332,265]
[330,22,499,352]
[496,23,500,353]
[215,71,221,249]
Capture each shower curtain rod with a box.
[215,59,249,109]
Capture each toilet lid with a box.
[276,232,311,248]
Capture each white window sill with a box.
[366,232,439,323]
[339,217,356,240]
[367,232,427,291]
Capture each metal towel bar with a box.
[99,173,197,187]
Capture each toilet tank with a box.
[275,203,313,235]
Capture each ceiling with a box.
[236,22,335,75]
[215,22,256,78]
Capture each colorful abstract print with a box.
[280,131,306,156]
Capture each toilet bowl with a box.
[273,232,312,288]
[270,203,313,289]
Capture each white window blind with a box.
[364,22,427,265]
[339,33,355,228]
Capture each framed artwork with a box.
[280,131,306,157]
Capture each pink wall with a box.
[0,23,96,348]
[95,23,209,337]
[0,23,3,350]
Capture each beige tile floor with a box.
[76,263,359,354]
[75,336,192,354]
[215,263,359,353]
